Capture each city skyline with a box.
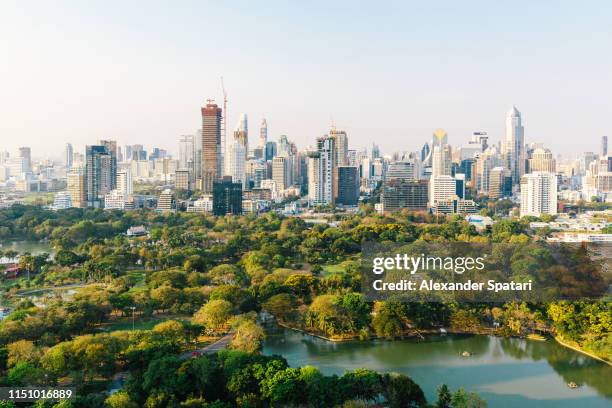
[1,1,611,156]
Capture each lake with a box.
[263,328,612,408]
[0,240,54,256]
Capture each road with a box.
[179,332,234,359]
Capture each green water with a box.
[263,328,612,407]
[0,241,53,255]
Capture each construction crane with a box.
[220,77,228,172]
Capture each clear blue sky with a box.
[1,0,611,158]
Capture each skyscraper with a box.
[602,136,608,157]
[85,145,111,207]
[67,166,86,208]
[178,135,195,176]
[232,113,248,162]
[228,140,246,189]
[503,106,525,187]
[307,135,336,205]
[272,156,291,191]
[527,148,556,173]
[117,169,133,196]
[65,143,73,169]
[335,166,359,206]
[201,102,222,193]
[331,129,348,166]
[259,118,268,149]
[520,172,557,217]
[213,176,242,215]
[99,140,118,192]
[18,147,31,173]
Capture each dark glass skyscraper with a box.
[213,176,242,215]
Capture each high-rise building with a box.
[308,135,336,205]
[489,167,512,199]
[331,129,348,166]
[520,172,557,217]
[503,106,525,187]
[67,166,86,208]
[99,140,118,190]
[178,135,195,174]
[201,102,222,193]
[259,118,268,149]
[85,145,112,207]
[527,148,556,173]
[228,140,246,189]
[263,141,276,162]
[65,143,73,169]
[272,156,291,191]
[116,169,133,196]
[381,179,429,213]
[429,175,456,207]
[432,144,452,177]
[232,113,249,163]
[386,161,416,181]
[157,189,176,212]
[335,166,359,206]
[602,136,608,157]
[18,147,31,173]
[175,169,191,191]
[213,176,242,215]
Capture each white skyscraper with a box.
[178,135,195,172]
[520,172,557,217]
[308,135,336,205]
[65,143,73,169]
[228,140,246,189]
[503,106,525,187]
[429,175,456,207]
[259,118,268,149]
[117,169,133,195]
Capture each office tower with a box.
[503,106,525,186]
[371,143,380,160]
[277,135,291,157]
[116,169,133,195]
[246,159,266,188]
[194,130,202,183]
[213,176,242,215]
[232,113,249,164]
[18,147,31,172]
[461,132,488,160]
[455,173,466,199]
[459,158,475,183]
[228,140,246,189]
[386,161,416,181]
[124,145,133,162]
[85,145,111,207]
[488,167,512,199]
[67,166,86,208]
[476,146,502,194]
[175,169,191,191]
[347,150,357,166]
[265,141,277,161]
[259,118,268,149]
[335,166,359,206]
[429,175,456,207]
[381,179,429,212]
[201,102,223,193]
[331,128,348,166]
[65,143,73,169]
[307,135,336,205]
[150,148,168,160]
[178,135,195,174]
[130,144,146,161]
[157,189,176,212]
[272,156,291,191]
[520,172,557,217]
[602,136,608,157]
[432,144,452,177]
[528,148,556,173]
[420,143,430,163]
[99,140,118,192]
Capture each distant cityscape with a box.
[0,101,611,241]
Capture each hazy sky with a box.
[1,0,611,159]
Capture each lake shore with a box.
[276,322,611,365]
